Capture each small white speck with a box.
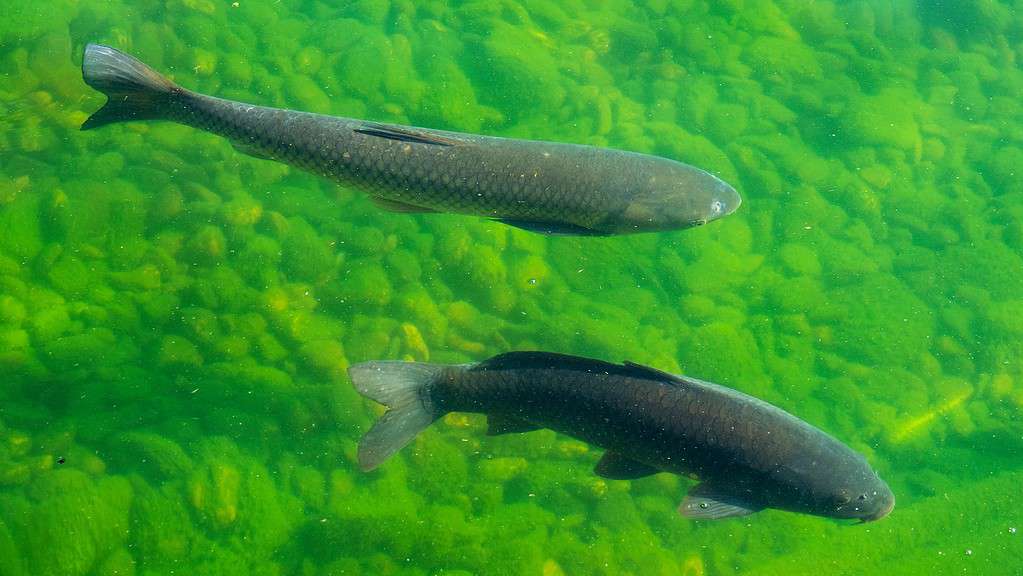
[965,549,972,556]
[1010,527,1017,534]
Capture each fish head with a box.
[822,469,895,523]
[614,161,741,233]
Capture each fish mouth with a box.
[858,494,895,523]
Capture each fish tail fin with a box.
[348,361,454,471]
[81,43,181,130]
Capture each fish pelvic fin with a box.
[679,482,764,520]
[348,361,453,471]
[81,44,181,130]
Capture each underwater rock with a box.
[473,22,566,114]
[93,548,135,576]
[400,322,429,361]
[828,276,935,367]
[778,243,823,276]
[285,74,332,113]
[235,234,283,286]
[40,328,118,373]
[396,287,448,341]
[27,306,71,344]
[288,464,327,510]
[745,36,823,82]
[384,248,422,285]
[337,261,393,307]
[0,515,25,576]
[186,225,228,265]
[129,477,198,568]
[511,254,551,289]
[16,469,132,576]
[299,339,349,383]
[115,431,194,480]
[840,87,923,154]
[478,457,528,483]
[0,193,43,261]
[282,218,337,283]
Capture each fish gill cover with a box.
[0,0,1021,575]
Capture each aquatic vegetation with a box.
[0,0,1021,574]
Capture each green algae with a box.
[0,0,1021,574]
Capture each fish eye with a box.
[857,494,867,501]
[710,200,724,215]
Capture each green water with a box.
[1,0,1021,574]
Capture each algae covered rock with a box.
[471,22,566,114]
[13,469,133,576]
[839,87,923,153]
[187,438,302,551]
[114,431,194,480]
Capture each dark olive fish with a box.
[348,352,894,522]
[80,44,740,235]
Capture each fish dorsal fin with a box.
[496,218,611,236]
[678,482,763,520]
[473,352,677,384]
[354,123,463,147]
[486,413,542,436]
[370,196,437,213]
[594,451,659,480]
[622,361,686,386]
[475,352,625,375]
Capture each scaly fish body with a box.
[81,44,741,235]
[349,352,895,523]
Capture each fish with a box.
[80,44,741,235]
[347,351,895,522]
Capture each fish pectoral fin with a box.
[354,123,463,147]
[230,139,276,161]
[370,196,438,213]
[486,414,542,436]
[496,219,611,236]
[678,483,763,520]
[594,451,659,480]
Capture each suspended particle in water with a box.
[1010,527,1017,535]
[57,456,66,465]
[965,549,972,556]
[528,278,537,285]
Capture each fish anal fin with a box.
[486,414,542,436]
[355,123,462,147]
[496,218,610,236]
[594,451,659,480]
[679,482,763,520]
[231,139,276,161]
[370,196,437,213]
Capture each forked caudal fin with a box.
[347,361,454,471]
[80,43,181,130]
